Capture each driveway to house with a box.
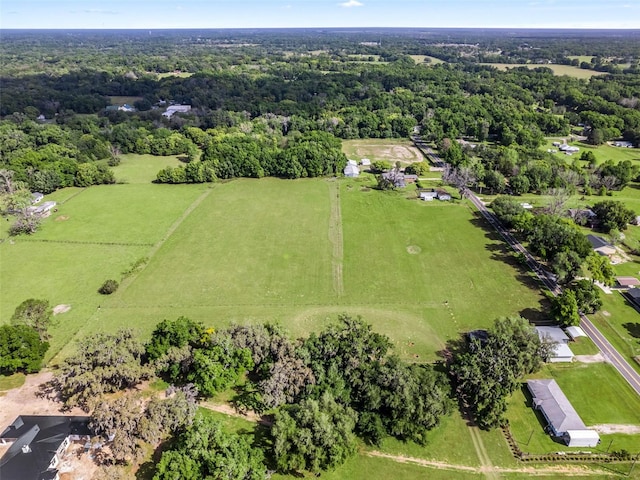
[415,137,640,397]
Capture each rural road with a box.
[414,137,640,397]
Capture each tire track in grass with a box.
[468,424,500,480]
[328,180,344,297]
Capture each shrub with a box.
[98,279,119,295]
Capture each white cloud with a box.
[339,0,364,7]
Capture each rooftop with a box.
[0,416,91,480]
[527,379,588,433]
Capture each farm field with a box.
[342,138,425,165]
[542,138,640,166]
[4,153,640,478]
[479,63,605,79]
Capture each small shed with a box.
[31,192,44,204]
[360,158,371,166]
[344,164,360,178]
[565,326,587,340]
[419,191,438,201]
[404,174,419,184]
[436,189,451,201]
[347,159,358,166]
[566,430,601,448]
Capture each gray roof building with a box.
[527,379,599,447]
[0,416,91,480]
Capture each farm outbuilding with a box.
[527,379,600,447]
[565,326,587,340]
[615,276,640,289]
[360,158,371,166]
[344,164,360,177]
[419,191,438,201]
[436,189,451,201]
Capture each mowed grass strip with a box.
[35,184,208,245]
[114,178,335,310]
[340,184,545,339]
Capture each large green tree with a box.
[273,391,358,474]
[592,200,635,233]
[153,416,267,480]
[11,298,53,341]
[50,329,150,409]
[0,324,49,374]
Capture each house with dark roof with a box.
[527,379,600,447]
[625,288,640,311]
[0,416,91,480]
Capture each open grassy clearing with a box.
[342,138,426,165]
[569,336,600,356]
[113,153,185,184]
[0,373,25,394]
[479,63,605,79]
[154,71,193,78]
[410,54,445,65]
[542,138,640,166]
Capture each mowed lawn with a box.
[113,153,185,184]
[93,176,544,362]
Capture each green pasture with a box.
[569,336,600,356]
[542,138,640,166]
[479,63,604,79]
[90,176,544,363]
[113,153,185,184]
[508,363,640,455]
[410,54,445,65]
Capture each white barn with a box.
[344,164,360,178]
[527,379,600,447]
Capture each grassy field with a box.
[342,138,426,165]
[410,54,445,65]
[480,63,605,79]
[3,152,640,477]
[542,138,640,166]
[114,153,185,184]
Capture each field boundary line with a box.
[117,187,213,294]
[51,187,214,362]
[328,180,344,297]
[17,239,153,247]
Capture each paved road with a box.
[415,137,640,397]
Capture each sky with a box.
[1,0,639,30]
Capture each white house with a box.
[559,144,580,153]
[536,326,574,363]
[614,141,633,148]
[162,105,192,118]
[419,191,438,201]
[527,379,600,447]
[344,164,360,178]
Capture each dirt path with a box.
[328,181,344,297]
[199,401,272,426]
[468,424,500,480]
[591,424,640,434]
[0,371,86,428]
[366,451,611,476]
[575,353,607,363]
